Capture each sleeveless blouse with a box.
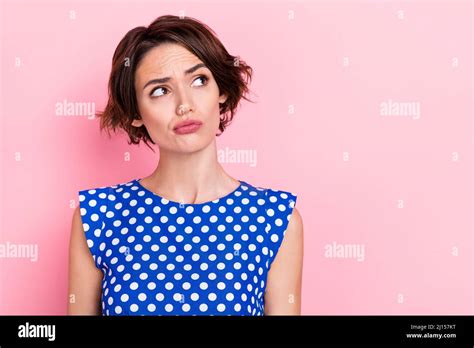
[78,178,297,316]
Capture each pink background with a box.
[0,0,472,314]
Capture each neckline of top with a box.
[132,178,245,206]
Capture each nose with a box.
[175,85,194,116]
[177,104,192,116]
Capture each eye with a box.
[150,86,168,98]
[149,75,209,98]
[192,75,209,87]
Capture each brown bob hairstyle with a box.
[97,14,254,152]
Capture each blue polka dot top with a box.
[78,178,297,316]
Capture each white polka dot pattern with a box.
[78,178,297,316]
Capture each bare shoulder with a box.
[290,206,303,229]
[71,206,85,242]
[68,205,103,315]
[264,206,304,315]
[69,205,92,260]
[69,205,97,258]
[286,206,304,242]
[270,205,304,270]
[72,205,81,223]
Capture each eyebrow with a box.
[142,63,207,90]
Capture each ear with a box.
[219,93,228,105]
[131,118,144,127]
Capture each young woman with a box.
[68,14,303,316]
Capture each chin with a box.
[169,137,214,154]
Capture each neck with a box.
[143,140,239,204]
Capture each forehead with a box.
[136,43,202,76]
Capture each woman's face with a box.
[132,42,227,153]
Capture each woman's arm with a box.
[264,207,304,315]
[67,206,103,315]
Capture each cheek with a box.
[197,88,222,120]
[197,98,221,132]
[136,99,172,135]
